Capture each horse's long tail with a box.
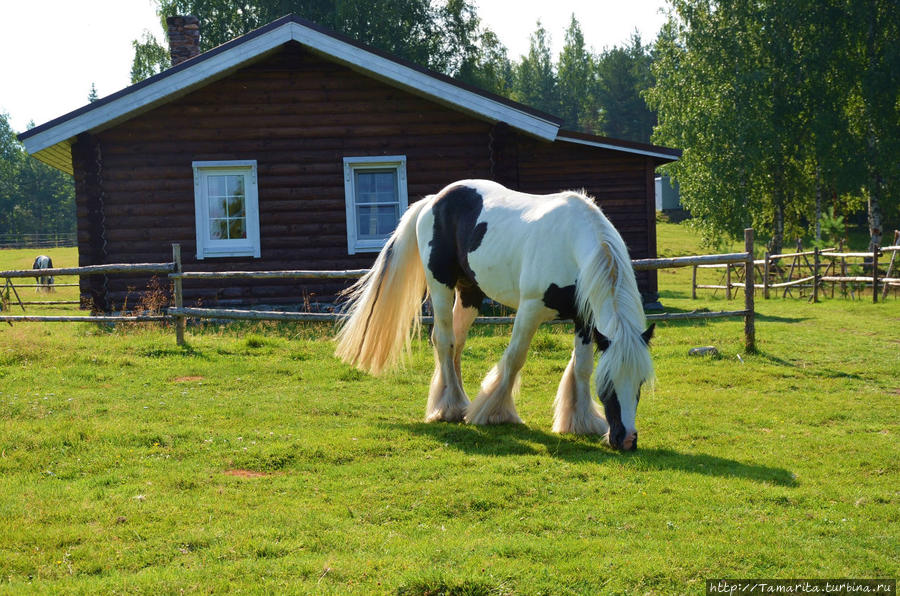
[334,198,430,375]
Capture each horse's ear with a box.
[641,323,656,346]
[593,329,611,352]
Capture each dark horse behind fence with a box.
[33,255,54,292]
[335,180,654,451]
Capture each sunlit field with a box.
[1,223,897,594]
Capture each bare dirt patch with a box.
[224,469,269,478]
[172,376,204,383]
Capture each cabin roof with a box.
[19,14,680,174]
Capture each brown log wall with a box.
[76,42,658,309]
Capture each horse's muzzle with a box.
[607,430,637,451]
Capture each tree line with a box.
[647,0,898,252]
[0,113,76,243]
[2,0,895,251]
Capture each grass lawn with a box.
[0,224,898,594]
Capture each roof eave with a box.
[555,131,681,162]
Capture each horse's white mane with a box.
[569,191,654,387]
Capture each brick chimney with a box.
[166,15,200,66]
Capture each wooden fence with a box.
[692,230,900,304]
[2,229,759,351]
[0,233,77,249]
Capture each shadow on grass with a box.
[653,303,809,325]
[755,313,810,323]
[395,422,797,487]
[752,351,864,383]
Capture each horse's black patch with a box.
[598,384,626,448]
[468,221,488,252]
[543,283,593,345]
[542,283,577,319]
[457,279,486,309]
[594,331,611,352]
[428,185,489,306]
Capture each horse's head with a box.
[594,323,655,451]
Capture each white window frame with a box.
[343,155,408,254]
[192,160,261,259]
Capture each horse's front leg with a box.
[552,329,609,435]
[425,284,470,423]
[466,298,549,425]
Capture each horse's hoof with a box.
[425,407,467,423]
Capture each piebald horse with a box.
[335,180,654,450]
[32,255,54,293]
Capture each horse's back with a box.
[419,180,602,310]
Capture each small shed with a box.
[19,14,680,310]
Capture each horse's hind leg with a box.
[452,291,478,380]
[425,284,470,422]
[466,298,547,425]
[553,329,609,435]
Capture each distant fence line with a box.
[0,233,77,249]
[692,229,900,304]
[2,230,759,351]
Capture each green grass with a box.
[1,226,898,594]
[0,247,80,316]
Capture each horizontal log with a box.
[6,283,80,288]
[0,315,169,323]
[821,276,900,283]
[768,248,836,259]
[823,252,881,258]
[768,275,816,288]
[106,122,490,144]
[99,132,491,156]
[169,307,339,322]
[632,252,750,270]
[645,309,748,321]
[171,269,367,280]
[167,306,749,325]
[0,263,174,278]
[119,110,477,132]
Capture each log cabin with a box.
[19,14,680,311]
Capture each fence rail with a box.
[0,233,77,249]
[3,230,759,351]
[691,230,900,303]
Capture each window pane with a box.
[207,176,228,198]
[229,218,246,240]
[210,218,229,240]
[374,171,396,196]
[355,169,398,204]
[208,197,226,218]
[227,196,245,218]
[227,175,245,198]
[356,204,399,239]
[356,171,374,195]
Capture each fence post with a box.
[744,228,756,352]
[172,244,185,346]
[691,264,697,300]
[726,263,732,300]
[763,251,770,299]
[883,230,899,301]
[872,245,879,304]
[813,246,820,303]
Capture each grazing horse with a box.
[32,255,54,292]
[335,180,654,450]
